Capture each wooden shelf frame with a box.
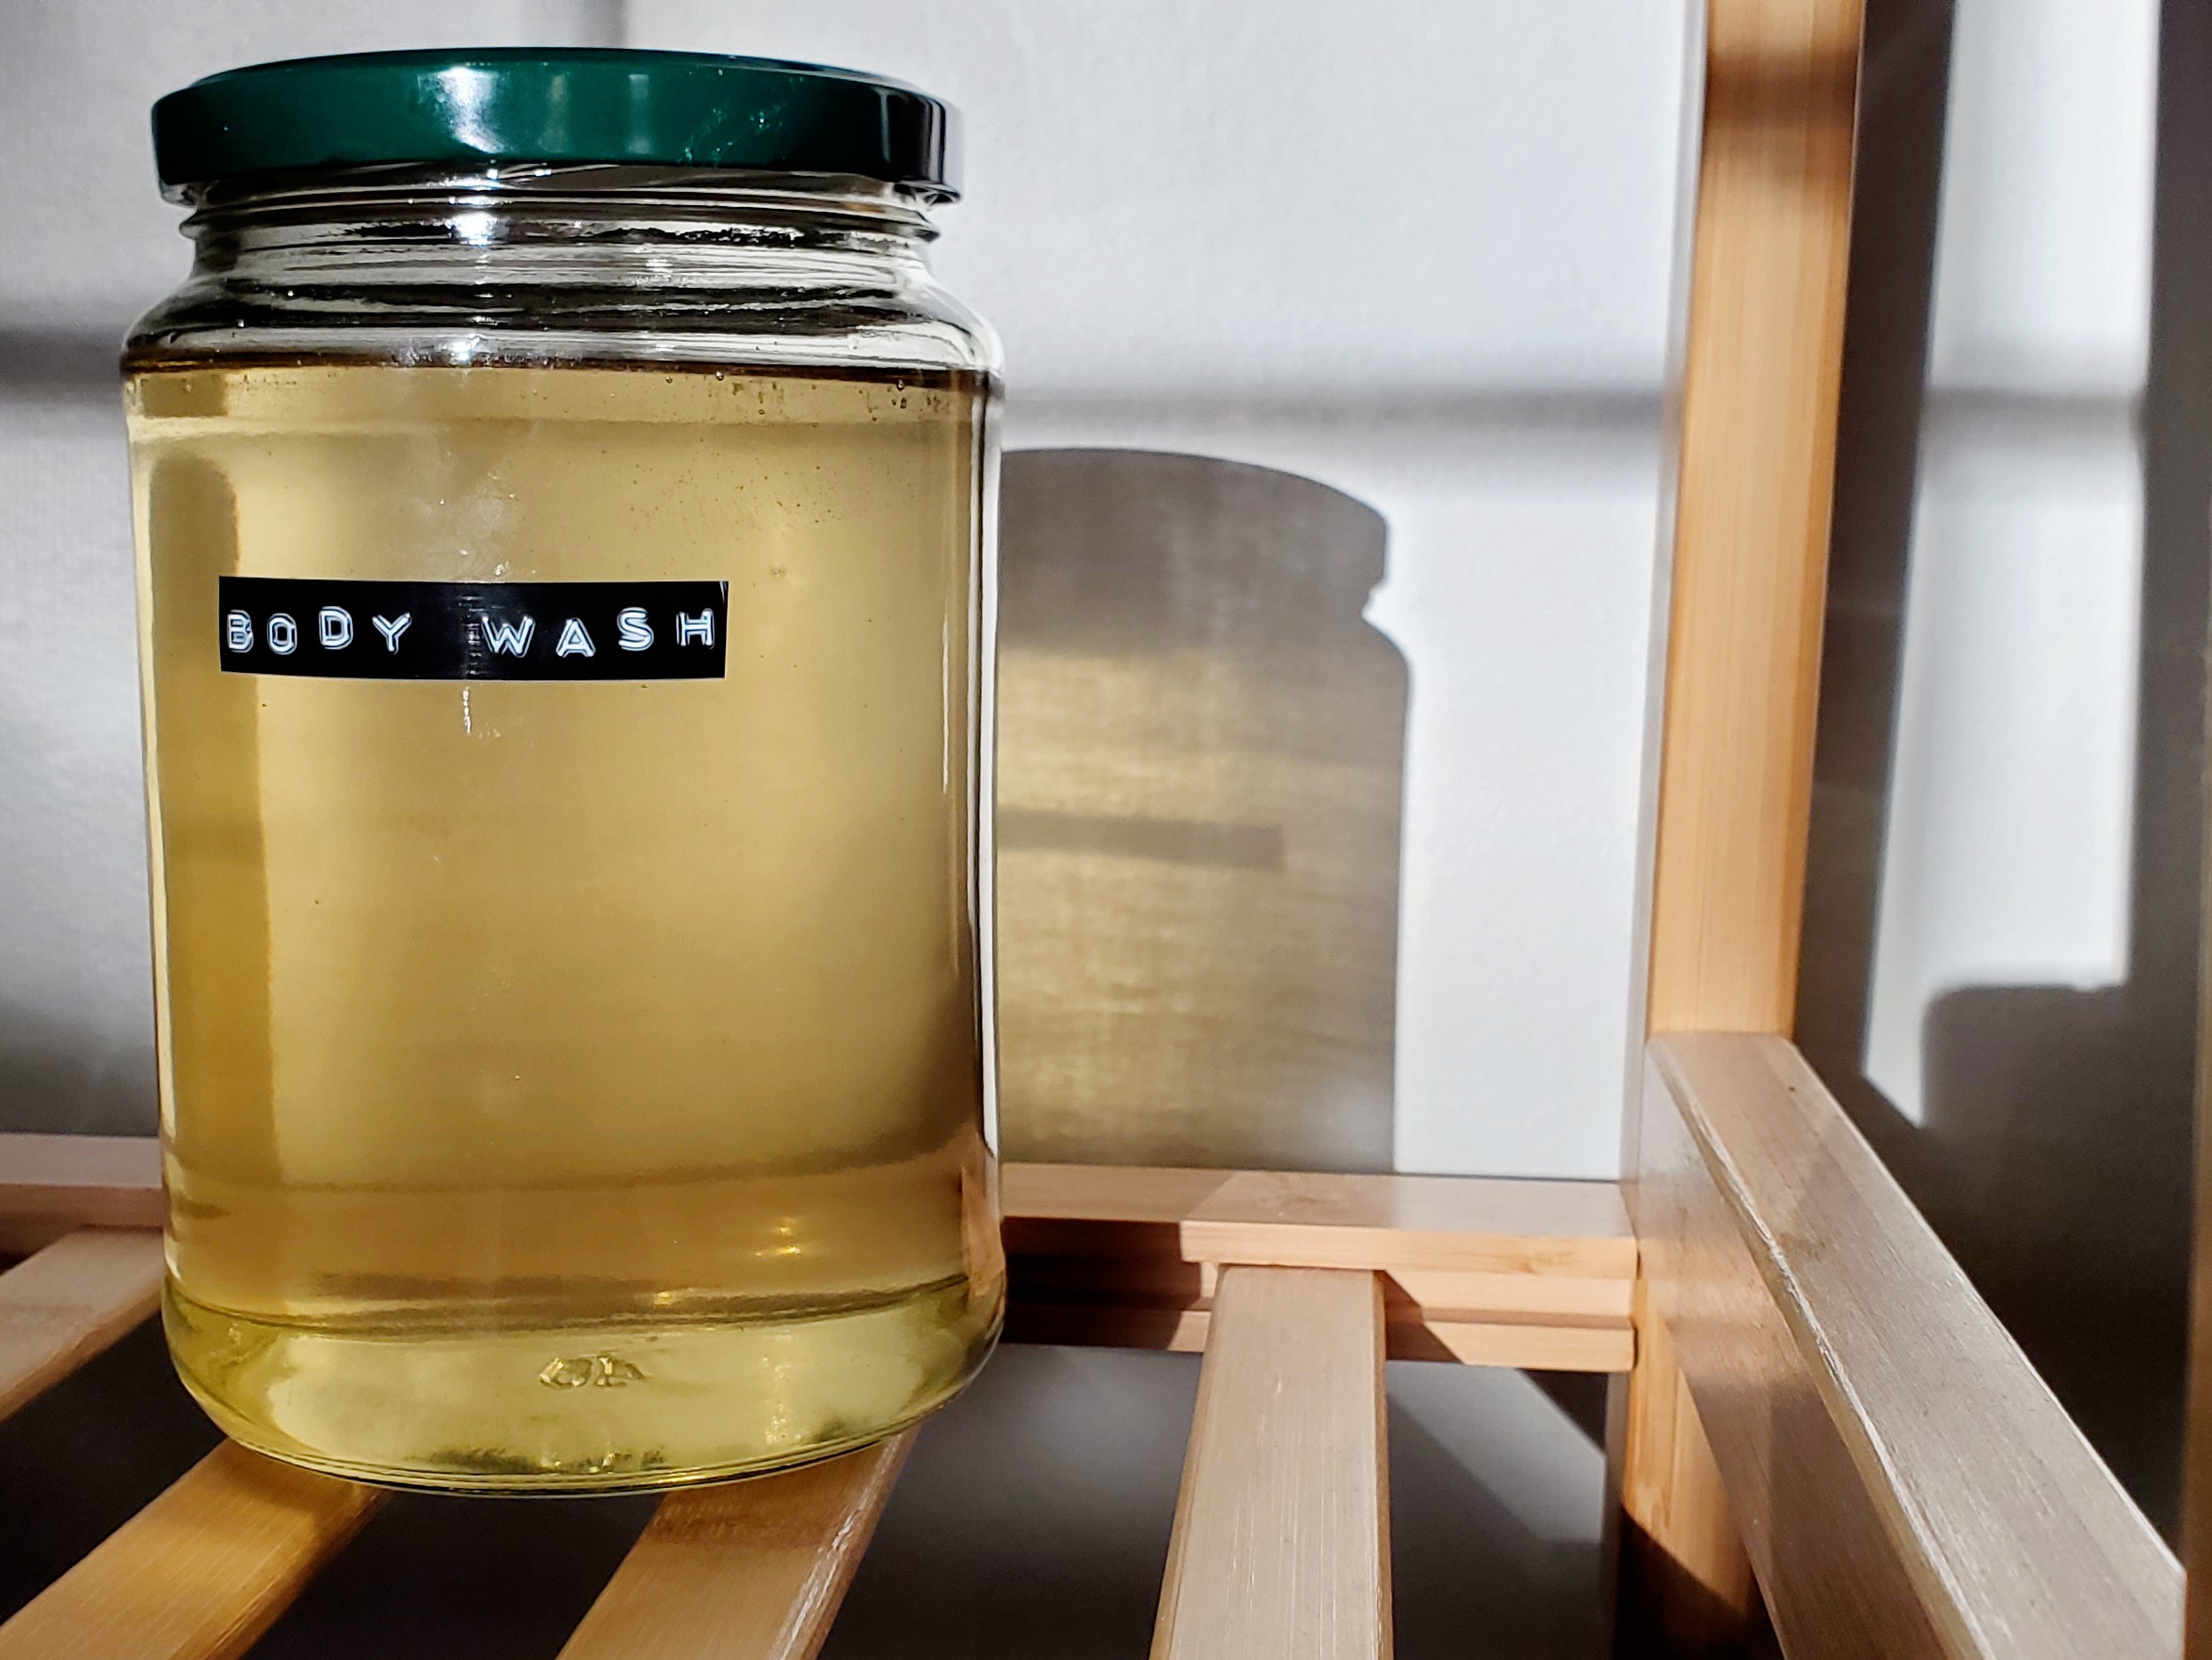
[1616,2,2185,1656]
[1636,1036,2181,1659]
[0,1098,2185,1659]
[0,1132,1636,1659]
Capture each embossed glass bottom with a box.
[165,1273,1000,1492]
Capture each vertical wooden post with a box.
[1645,0,1865,1039]
[1616,0,1864,1653]
[1612,1287,1759,1654]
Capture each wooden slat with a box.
[1638,1032,2182,1660]
[1010,1297,1632,1373]
[1152,1267,1389,1660]
[0,1132,163,1255]
[0,1440,382,1660]
[0,1228,165,1419]
[1013,1251,1634,1320]
[558,1434,910,1660]
[1007,1161,1633,1273]
[1005,1161,1634,1370]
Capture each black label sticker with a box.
[216,578,729,680]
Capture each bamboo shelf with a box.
[0,1055,2182,1660]
[0,1135,1639,1658]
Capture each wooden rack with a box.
[0,2,2194,1654]
[0,1134,1636,1658]
[0,1050,2181,1659]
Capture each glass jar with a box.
[122,50,1003,1492]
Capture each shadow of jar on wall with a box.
[993,449,1408,1173]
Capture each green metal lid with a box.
[151,48,957,198]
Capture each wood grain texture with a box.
[1638,1033,2182,1660]
[1152,1267,1389,1660]
[1005,1160,1636,1371]
[1004,1161,1635,1277]
[0,1440,381,1660]
[0,1228,165,1420]
[1612,1290,1756,1654]
[1646,0,1863,1036]
[1622,1,1864,1647]
[558,1435,909,1660]
[0,1132,163,1254]
[1009,1298,1633,1373]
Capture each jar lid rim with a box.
[151,48,958,199]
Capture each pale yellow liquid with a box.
[124,361,1002,1491]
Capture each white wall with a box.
[0,0,617,1134]
[1863,0,2158,1123]
[0,0,1692,1181]
[629,0,1693,1178]
[0,1,620,332]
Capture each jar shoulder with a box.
[126,266,1001,379]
